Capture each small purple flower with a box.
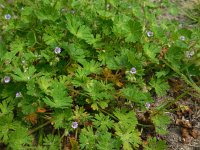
[5,14,11,20]
[21,59,26,64]
[54,47,61,54]
[128,5,132,9]
[71,10,75,14]
[130,67,137,74]
[180,36,185,41]
[147,31,153,37]
[0,4,5,9]
[4,76,11,83]
[185,50,194,58]
[145,102,151,109]
[179,23,183,28]
[72,122,78,129]
[106,4,110,9]
[16,92,22,98]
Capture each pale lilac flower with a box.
[16,92,22,98]
[106,4,110,9]
[180,35,185,41]
[185,50,194,58]
[54,47,61,54]
[7,0,13,4]
[24,67,28,73]
[21,59,26,64]
[71,10,75,14]
[72,122,78,129]
[145,102,151,109]
[179,23,183,28]
[5,14,11,20]
[130,67,137,74]
[0,4,5,8]
[61,8,67,13]
[4,76,11,83]
[37,55,41,60]
[147,31,153,37]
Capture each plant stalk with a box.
[29,120,51,135]
[162,60,200,94]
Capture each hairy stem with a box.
[99,108,119,121]
[29,120,51,135]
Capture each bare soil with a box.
[155,1,200,149]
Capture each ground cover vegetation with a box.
[0,0,199,149]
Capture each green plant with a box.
[0,0,199,149]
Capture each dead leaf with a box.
[25,113,38,125]
[181,127,190,144]
[103,68,124,87]
[189,128,199,139]
[176,119,192,128]
[84,121,93,127]
[69,137,79,150]
[37,107,47,113]
[159,47,168,59]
